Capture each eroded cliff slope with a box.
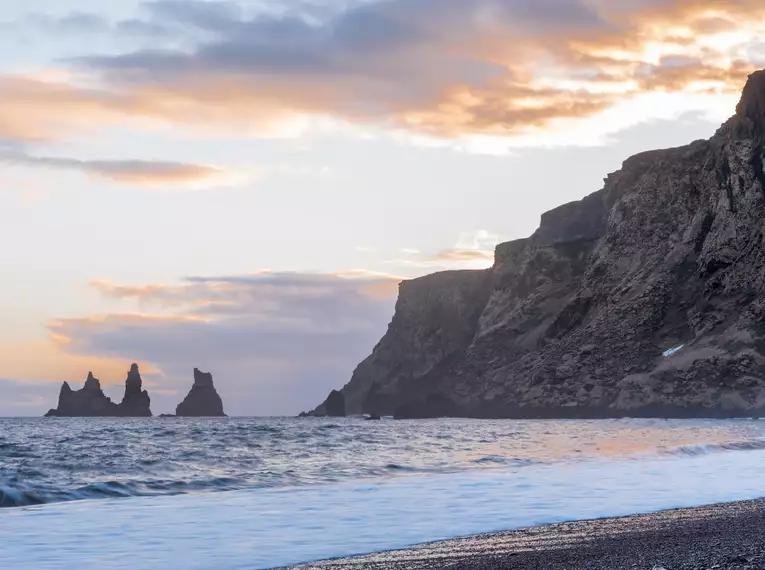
[319,69,765,419]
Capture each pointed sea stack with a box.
[175,368,226,417]
[44,372,119,417]
[117,363,152,417]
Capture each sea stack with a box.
[175,368,226,417]
[117,363,152,417]
[44,372,119,417]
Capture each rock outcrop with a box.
[175,368,226,417]
[45,364,152,417]
[45,372,119,417]
[118,364,152,417]
[313,389,346,417]
[313,69,765,420]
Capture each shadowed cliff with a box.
[312,68,765,419]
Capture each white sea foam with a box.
[4,445,765,569]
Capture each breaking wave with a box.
[3,416,765,509]
[663,439,765,457]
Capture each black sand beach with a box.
[286,499,765,569]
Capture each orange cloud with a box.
[0,75,150,142]
[79,160,222,185]
[0,339,158,387]
[429,249,495,263]
[87,272,403,315]
[3,1,765,143]
[0,152,223,186]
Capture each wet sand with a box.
[285,499,765,569]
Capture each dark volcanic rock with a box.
[117,364,152,417]
[394,394,460,419]
[175,368,226,417]
[45,365,153,417]
[45,373,119,417]
[324,390,346,417]
[311,68,765,420]
[314,270,491,416]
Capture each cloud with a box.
[391,248,496,270]
[429,249,495,263]
[390,230,502,270]
[47,272,401,415]
[0,378,59,416]
[0,151,223,186]
[0,0,762,147]
[0,75,158,143]
[63,0,764,140]
[0,0,762,151]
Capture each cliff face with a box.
[322,69,765,419]
[175,368,225,417]
[323,270,491,416]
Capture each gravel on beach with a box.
[286,499,765,570]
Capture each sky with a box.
[1,0,764,416]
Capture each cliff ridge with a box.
[312,69,765,419]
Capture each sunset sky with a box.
[2,0,764,416]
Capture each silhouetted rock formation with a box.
[45,364,153,417]
[311,68,765,420]
[311,389,347,417]
[45,372,118,417]
[118,364,152,417]
[175,368,226,417]
[325,390,346,417]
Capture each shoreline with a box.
[286,498,765,569]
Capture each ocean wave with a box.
[0,476,248,508]
[472,456,540,467]
[4,416,765,510]
[0,481,135,508]
[663,440,765,457]
[384,464,417,471]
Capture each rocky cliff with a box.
[175,368,226,417]
[45,364,152,417]
[317,69,765,419]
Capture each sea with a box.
[4,417,765,569]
